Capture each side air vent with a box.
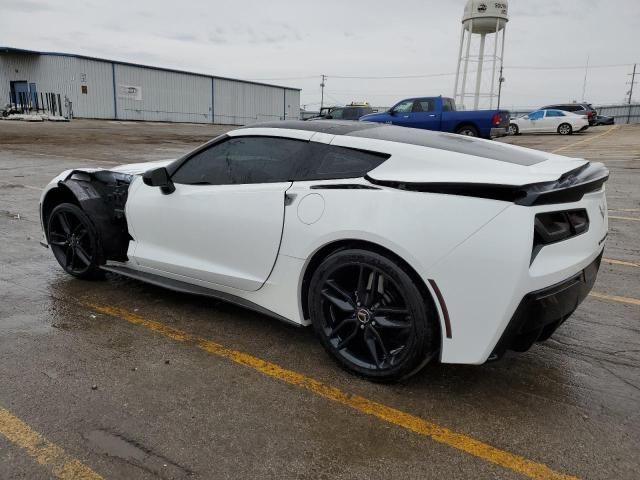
[531,209,589,263]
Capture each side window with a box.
[328,108,344,119]
[294,144,389,181]
[172,136,308,185]
[527,111,544,120]
[546,110,565,117]
[412,99,434,113]
[342,108,360,120]
[393,100,414,113]
[442,98,454,111]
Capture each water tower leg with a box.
[460,19,473,110]
[473,33,486,110]
[489,18,500,109]
[453,24,466,104]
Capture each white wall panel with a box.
[214,78,286,125]
[1,52,301,124]
[285,89,300,120]
[114,64,212,123]
[0,54,115,118]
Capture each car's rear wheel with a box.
[558,123,573,135]
[456,125,479,137]
[47,203,104,279]
[308,249,438,382]
[508,124,519,135]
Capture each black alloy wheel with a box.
[309,249,438,382]
[47,203,103,279]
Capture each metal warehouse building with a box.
[0,47,300,124]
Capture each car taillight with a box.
[532,209,589,262]
[491,112,501,126]
[587,111,594,117]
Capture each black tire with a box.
[508,123,519,135]
[308,249,439,382]
[558,123,573,135]
[46,203,104,279]
[456,125,479,137]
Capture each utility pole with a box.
[627,64,637,124]
[320,74,326,112]
[496,66,505,110]
[581,54,589,102]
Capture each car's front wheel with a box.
[308,249,439,382]
[558,123,573,135]
[47,203,104,279]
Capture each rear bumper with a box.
[490,251,603,358]
[490,127,508,138]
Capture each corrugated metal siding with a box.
[596,104,640,124]
[285,89,300,120]
[214,78,285,125]
[114,64,212,123]
[1,52,301,124]
[0,54,115,118]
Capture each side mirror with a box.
[142,167,175,194]
[388,109,395,116]
[325,115,333,119]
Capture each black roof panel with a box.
[245,120,380,135]
[245,120,546,166]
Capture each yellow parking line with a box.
[88,302,578,480]
[551,125,619,153]
[602,258,640,268]
[588,291,640,306]
[608,215,640,222]
[0,407,103,480]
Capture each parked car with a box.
[40,120,608,381]
[594,115,615,126]
[541,103,597,125]
[360,96,509,139]
[309,102,375,121]
[508,109,589,135]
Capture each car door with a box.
[390,98,441,130]
[544,110,565,131]
[525,110,545,132]
[387,99,415,127]
[126,134,311,291]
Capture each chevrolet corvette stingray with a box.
[39,120,609,381]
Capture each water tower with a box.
[453,0,509,110]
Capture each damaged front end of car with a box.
[40,169,134,262]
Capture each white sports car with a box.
[40,121,609,381]
[508,109,589,135]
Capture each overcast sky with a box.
[1,0,638,110]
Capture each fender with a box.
[58,170,133,261]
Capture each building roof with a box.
[0,46,301,91]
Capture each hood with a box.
[107,159,175,175]
[360,112,389,121]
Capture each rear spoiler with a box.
[365,163,609,206]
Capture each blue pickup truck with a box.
[360,96,510,139]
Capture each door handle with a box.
[403,115,409,118]
[428,114,437,117]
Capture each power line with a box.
[249,63,635,82]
